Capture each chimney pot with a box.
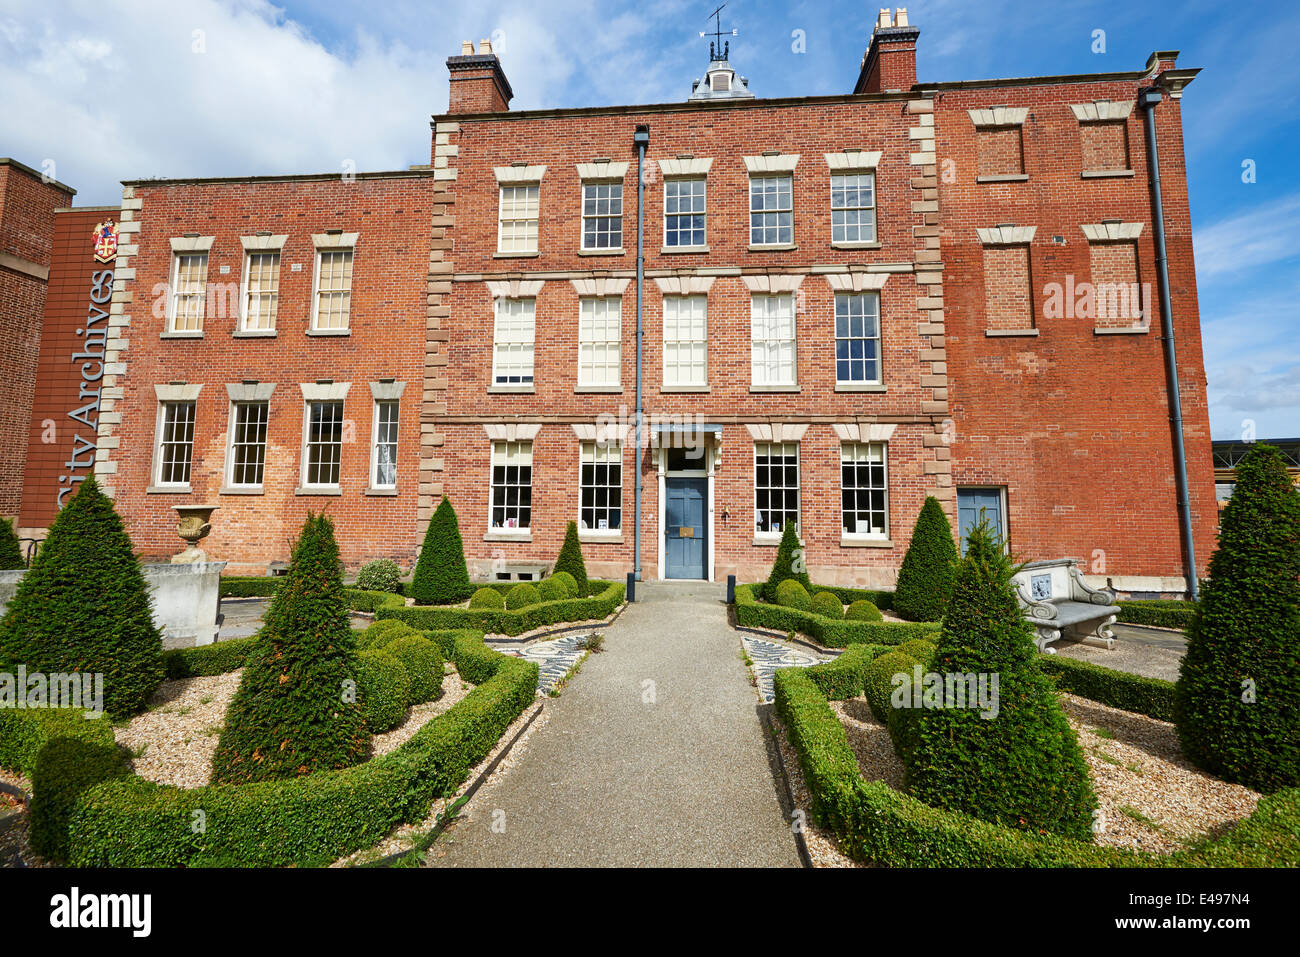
[877,9,891,29]
[461,40,473,55]
[856,9,919,94]
[896,7,909,27]
[478,38,492,54]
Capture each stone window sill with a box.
[752,534,783,547]
[835,382,887,392]
[841,536,894,549]
[160,331,203,340]
[1082,169,1135,179]
[748,243,798,252]
[493,250,540,259]
[233,329,277,338]
[750,384,800,393]
[220,486,264,496]
[985,329,1039,337]
[364,487,399,497]
[306,328,350,337]
[296,486,342,496]
[578,248,625,256]
[975,174,1029,183]
[1094,325,1150,335]
[578,531,624,544]
[575,385,623,394]
[146,484,192,494]
[660,245,710,255]
[831,241,882,250]
[660,385,710,393]
[485,530,531,542]
[488,384,536,394]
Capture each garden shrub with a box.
[864,650,919,722]
[810,591,845,620]
[30,735,129,863]
[552,521,589,596]
[763,522,811,601]
[212,514,367,785]
[358,619,416,650]
[1040,655,1175,721]
[733,583,936,648]
[163,637,256,679]
[469,587,505,610]
[1117,599,1197,630]
[898,639,937,665]
[0,475,162,718]
[380,581,626,638]
[355,650,411,733]
[845,599,882,622]
[803,644,890,700]
[384,635,443,704]
[0,516,23,569]
[409,496,473,605]
[893,496,958,622]
[355,559,403,593]
[537,577,568,603]
[775,579,811,611]
[895,520,1096,841]
[809,584,894,611]
[550,571,579,598]
[505,583,541,610]
[1175,443,1300,793]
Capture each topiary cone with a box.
[1174,444,1300,792]
[0,516,23,570]
[409,496,472,605]
[763,520,811,602]
[0,475,163,718]
[552,521,589,596]
[211,513,367,784]
[893,496,959,622]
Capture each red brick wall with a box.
[976,127,1024,177]
[983,245,1034,331]
[0,161,75,521]
[20,207,113,529]
[106,175,438,571]
[933,74,1215,587]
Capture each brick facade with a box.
[9,16,1213,596]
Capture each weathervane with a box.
[699,2,738,61]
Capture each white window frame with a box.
[754,441,800,539]
[225,399,270,490]
[663,177,707,249]
[577,296,622,388]
[492,297,536,386]
[580,181,623,251]
[497,183,540,254]
[239,250,281,333]
[834,291,883,385]
[830,172,877,245]
[748,174,794,246]
[310,247,354,332]
[663,294,708,388]
[840,441,890,540]
[370,398,399,490]
[578,441,623,535]
[489,439,533,531]
[750,293,797,387]
[167,252,208,333]
[300,399,345,490]
[153,399,197,488]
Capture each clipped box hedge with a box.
[733,583,936,648]
[774,666,1300,867]
[0,630,538,867]
[377,580,625,637]
[1116,599,1197,630]
[1039,655,1176,722]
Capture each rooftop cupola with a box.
[689,6,754,101]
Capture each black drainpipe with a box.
[1138,86,1198,601]
[633,124,649,582]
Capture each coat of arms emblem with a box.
[92,221,118,263]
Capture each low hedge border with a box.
[774,666,1300,867]
[1039,655,1176,721]
[1,630,538,866]
[734,583,937,648]
[805,584,894,612]
[376,580,626,637]
[1116,599,1196,630]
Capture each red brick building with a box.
[14,10,1215,595]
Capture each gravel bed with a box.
[831,697,906,791]
[367,666,470,758]
[1062,693,1260,853]
[115,671,243,788]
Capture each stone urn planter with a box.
[172,504,219,564]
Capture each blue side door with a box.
[956,487,1005,555]
[665,477,707,579]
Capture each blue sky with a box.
[2,0,1296,438]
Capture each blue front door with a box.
[957,487,1005,555]
[665,477,707,579]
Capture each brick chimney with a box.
[854,8,919,94]
[446,38,513,114]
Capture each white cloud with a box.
[1194,192,1300,279]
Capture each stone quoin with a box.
[2,9,1215,596]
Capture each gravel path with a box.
[1053,623,1186,681]
[427,581,800,867]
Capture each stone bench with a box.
[1011,559,1120,653]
